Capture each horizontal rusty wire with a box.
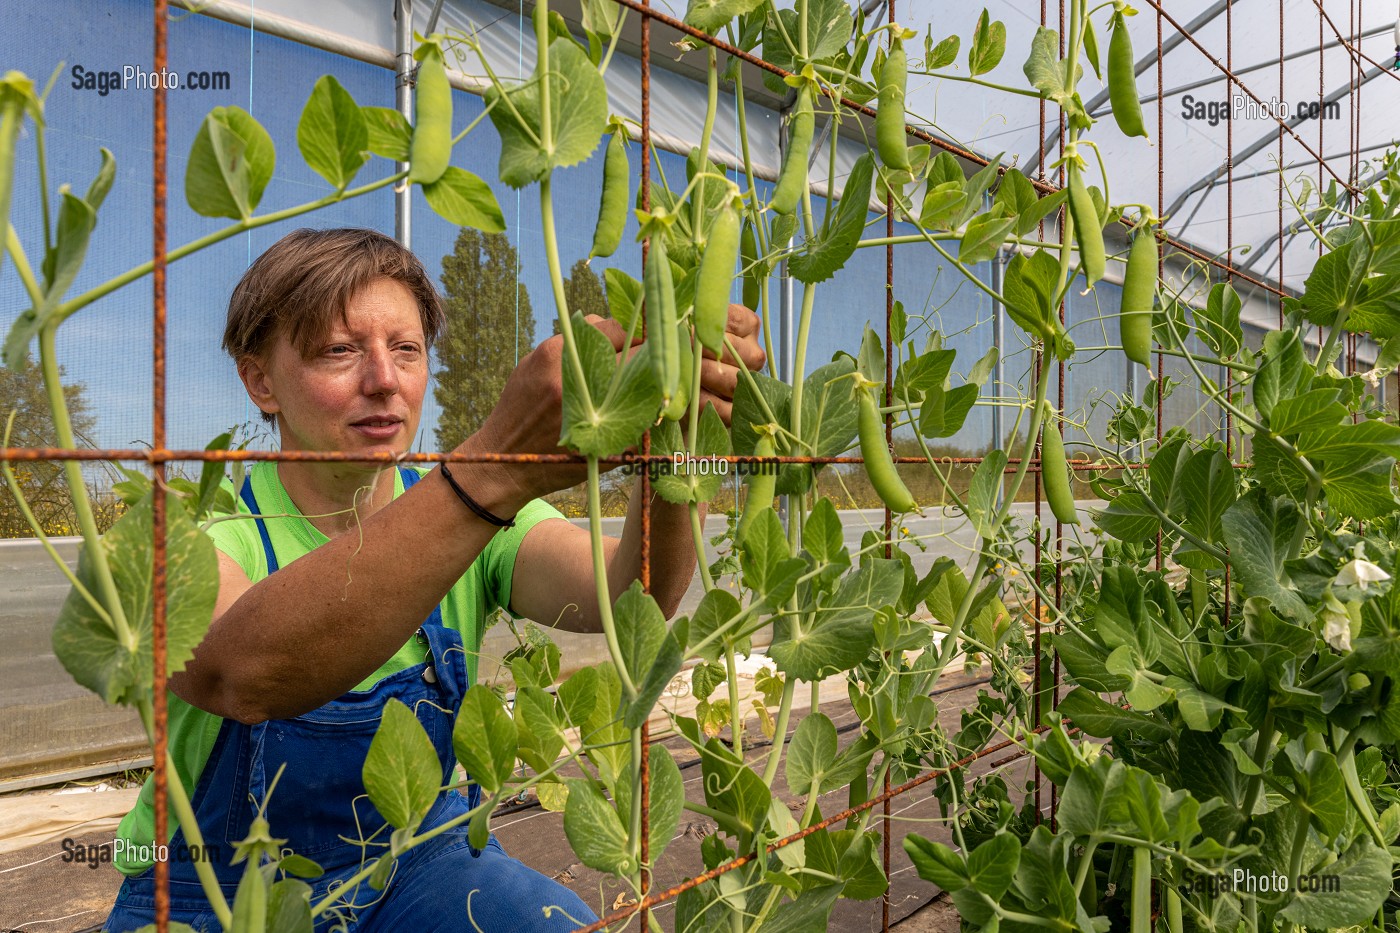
[0,446,1153,474]
[572,729,1046,933]
[600,0,1289,300]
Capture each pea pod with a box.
[1067,165,1105,286]
[661,324,694,422]
[876,34,911,171]
[857,387,917,514]
[1119,221,1158,366]
[1107,12,1148,139]
[644,237,680,403]
[590,130,630,259]
[1039,410,1078,525]
[740,220,761,310]
[695,203,739,353]
[738,433,777,542]
[770,86,813,216]
[0,87,24,281]
[408,43,452,185]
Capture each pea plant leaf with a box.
[563,777,632,875]
[361,106,411,161]
[741,507,806,606]
[769,558,903,680]
[967,10,1006,76]
[1277,836,1392,929]
[485,38,607,188]
[1058,686,1173,742]
[185,106,275,219]
[992,168,1036,220]
[616,744,685,863]
[699,738,771,841]
[613,581,667,691]
[649,404,732,504]
[687,587,743,662]
[1192,282,1243,359]
[1220,489,1311,620]
[451,684,517,795]
[919,181,968,230]
[626,619,687,729]
[422,166,505,233]
[924,33,961,70]
[4,191,96,369]
[786,711,838,797]
[957,206,1016,265]
[52,493,218,706]
[297,75,368,191]
[789,152,874,284]
[1001,249,1062,346]
[1177,447,1236,545]
[964,450,1007,539]
[683,0,764,34]
[363,698,440,831]
[560,313,662,457]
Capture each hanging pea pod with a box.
[1039,408,1079,525]
[1067,164,1105,286]
[0,77,30,282]
[694,201,739,354]
[1107,11,1148,139]
[408,42,452,186]
[857,386,918,514]
[1119,218,1158,366]
[740,220,761,310]
[738,432,778,542]
[661,324,694,422]
[590,129,630,259]
[876,33,912,171]
[770,86,814,216]
[645,237,680,404]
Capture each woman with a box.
[104,227,765,932]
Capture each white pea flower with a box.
[1335,544,1390,591]
[1320,594,1353,653]
[1362,367,1385,389]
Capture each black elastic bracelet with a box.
[439,462,516,528]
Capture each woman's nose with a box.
[361,345,400,396]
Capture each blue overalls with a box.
[106,468,598,932]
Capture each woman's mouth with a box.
[351,417,402,439]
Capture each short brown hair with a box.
[223,227,446,365]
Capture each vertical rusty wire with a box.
[881,3,896,928]
[1153,0,1164,573]
[152,2,170,930]
[1222,0,1234,632]
[1279,0,1285,330]
[637,3,653,926]
[1032,0,1048,823]
[1050,0,1066,829]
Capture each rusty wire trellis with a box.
[0,0,1385,931]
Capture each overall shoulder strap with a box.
[238,469,280,575]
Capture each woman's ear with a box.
[238,355,280,420]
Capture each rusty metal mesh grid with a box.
[0,0,1385,929]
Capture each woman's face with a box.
[245,276,429,459]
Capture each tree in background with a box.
[0,355,97,537]
[554,258,608,334]
[434,228,536,449]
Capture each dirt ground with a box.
[0,668,1014,932]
